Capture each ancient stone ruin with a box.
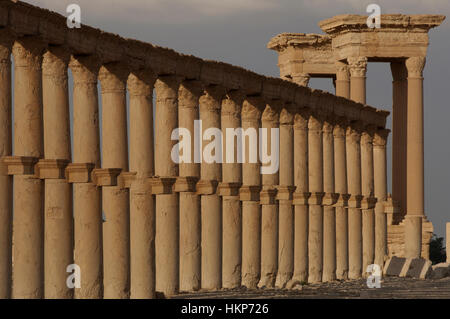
[0,1,446,299]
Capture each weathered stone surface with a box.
[384,257,408,276]
[431,263,450,279]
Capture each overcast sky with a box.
[25,0,450,237]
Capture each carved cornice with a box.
[347,57,368,78]
[406,56,426,78]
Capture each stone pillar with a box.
[288,109,309,287]
[391,62,408,222]
[374,129,390,267]
[199,85,224,290]
[333,118,349,280]
[240,96,262,289]
[322,119,337,282]
[128,70,157,299]
[346,122,363,279]
[273,106,295,289]
[447,223,450,264]
[220,91,243,289]
[177,80,202,292]
[69,55,102,299]
[11,38,45,299]
[259,102,280,289]
[0,32,13,299]
[99,63,130,298]
[292,73,310,87]
[335,61,350,99]
[308,114,324,283]
[361,126,376,275]
[41,47,72,299]
[154,75,181,296]
[348,57,368,104]
[405,56,426,258]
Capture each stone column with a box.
[374,129,390,267]
[128,70,156,299]
[346,122,363,279]
[361,126,376,275]
[11,38,45,299]
[41,47,72,299]
[335,61,350,99]
[220,91,243,289]
[391,62,408,222]
[348,57,368,104]
[259,102,280,289]
[99,63,130,299]
[0,32,13,299]
[273,106,295,289]
[154,75,181,296]
[177,80,202,292]
[308,114,324,283]
[198,85,224,290]
[334,118,349,280]
[405,56,426,258]
[288,109,309,287]
[322,119,337,282]
[69,55,102,299]
[240,96,262,289]
[447,223,450,264]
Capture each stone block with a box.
[431,263,450,279]
[173,176,199,193]
[401,258,432,279]
[217,182,241,196]
[196,180,219,195]
[383,256,407,276]
[65,163,95,183]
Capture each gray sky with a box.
[26,0,450,237]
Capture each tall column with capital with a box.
[259,102,280,288]
[0,32,13,299]
[69,55,103,299]
[177,80,202,292]
[154,75,181,296]
[199,85,224,290]
[220,91,243,289]
[322,119,337,282]
[361,127,376,275]
[11,38,45,299]
[292,73,310,87]
[128,70,156,298]
[240,97,262,288]
[405,56,426,258]
[334,118,349,280]
[335,61,350,99]
[288,109,309,287]
[99,63,130,298]
[391,62,408,222]
[374,129,390,267]
[41,47,73,299]
[348,57,368,104]
[346,122,363,279]
[308,114,324,283]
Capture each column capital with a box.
[279,105,295,126]
[127,70,156,97]
[200,85,227,114]
[405,56,426,78]
[335,61,349,80]
[361,125,376,145]
[373,128,390,148]
[292,73,310,86]
[347,56,368,78]
[242,96,263,122]
[346,122,364,143]
[222,90,244,117]
[322,120,334,134]
[69,55,101,85]
[155,75,183,100]
[333,117,348,138]
[308,114,323,132]
[99,62,130,93]
[293,108,310,130]
[262,102,280,125]
[42,47,70,82]
[12,37,46,69]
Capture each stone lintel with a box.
[149,176,177,194]
[260,187,278,205]
[323,192,340,206]
[117,171,137,189]
[174,176,199,193]
[348,194,364,208]
[217,182,242,196]
[276,185,296,200]
[1,156,39,176]
[239,185,262,202]
[361,196,378,209]
[92,168,122,187]
[65,163,96,183]
[35,159,70,179]
[292,191,311,205]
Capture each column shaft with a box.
[348,57,368,104]
[335,61,350,99]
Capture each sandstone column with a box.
[220,91,243,289]
[346,122,363,279]
[374,129,390,267]
[11,38,45,299]
[404,56,426,258]
[348,57,368,104]
[154,75,181,296]
[361,127,376,275]
[308,114,324,283]
[0,32,13,299]
[240,97,262,288]
[69,56,102,299]
[99,63,130,298]
[391,62,408,222]
[199,85,224,290]
[177,80,202,292]
[128,70,156,298]
[322,119,337,282]
[259,102,280,288]
[42,47,73,299]
[334,118,349,280]
[335,61,350,99]
[288,108,309,287]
